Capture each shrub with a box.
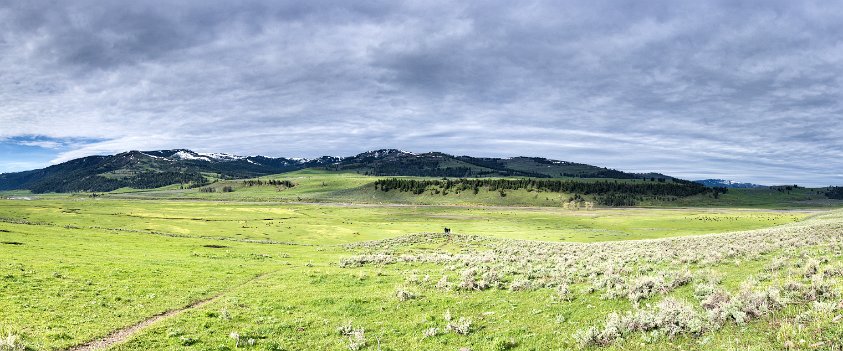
[0,334,24,351]
[737,288,785,319]
[447,317,472,335]
[805,276,837,301]
[822,264,843,278]
[803,258,820,278]
[668,269,693,288]
[337,322,366,350]
[572,326,601,347]
[405,271,420,284]
[627,276,666,302]
[702,286,787,327]
[767,257,788,272]
[556,284,574,301]
[180,336,198,346]
[654,298,706,337]
[395,287,416,301]
[492,338,518,350]
[435,275,450,290]
[481,270,501,289]
[458,268,480,290]
[575,298,706,346]
[347,329,366,351]
[694,282,716,300]
[229,332,241,348]
[509,279,532,291]
[338,323,354,336]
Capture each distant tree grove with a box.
[372,178,726,206]
[827,186,843,199]
[242,179,295,187]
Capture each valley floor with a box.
[1,198,842,350]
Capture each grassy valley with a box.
[2,152,843,351]
[1,196,841,350]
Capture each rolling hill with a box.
[0,148,666,193]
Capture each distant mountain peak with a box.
[355,149,415,158]
[123,149,250,163]
[694,179,766,188]
[171,150,208,161]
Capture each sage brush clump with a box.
[337,323,366,351]
[340,212,843,347]
[0,334,25,351]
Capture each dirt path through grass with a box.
[65,272,271,351]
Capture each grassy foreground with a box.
[0,197,841,350]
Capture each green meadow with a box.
[0,199,808,244]
[1,172,842,350]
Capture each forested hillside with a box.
[0,149,664,193]
[0,150,324,193]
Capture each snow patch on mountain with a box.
[359,149,412,158]
[139,152,171,161]
[171,150,211,161]
[198,152,245,161]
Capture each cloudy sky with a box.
[1,1,842,185]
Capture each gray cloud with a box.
[1,0,842,185]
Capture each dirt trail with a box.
[65,273,269,351]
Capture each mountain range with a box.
[0,149,673,193]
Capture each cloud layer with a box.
[1,1,842,185]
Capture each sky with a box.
[1,1,842,186]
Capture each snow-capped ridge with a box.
[197,152,246,161]
[171,150,211,161]
[356,149,415,158]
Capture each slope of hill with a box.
[0,149,335,193]
[457,156,647,178]
[318,149,661,179]
[0,148,668,193]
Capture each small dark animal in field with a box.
[444,227,451,234]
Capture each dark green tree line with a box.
[373,178,726,206]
